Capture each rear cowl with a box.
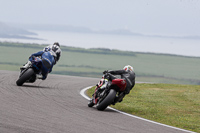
[111,79,127,92]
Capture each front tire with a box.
[16,68,34,86]
[96,89,116,111]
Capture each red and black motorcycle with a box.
[88,72,127,111]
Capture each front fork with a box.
[92,86,99,104]
[93,87,109,104]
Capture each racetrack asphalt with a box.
[0,70,195,133]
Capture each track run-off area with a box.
[0,70,195,133]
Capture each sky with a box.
[0,0,200,36]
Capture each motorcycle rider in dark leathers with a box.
[20,42,61,80]
[96,65,135,104]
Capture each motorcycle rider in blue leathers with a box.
[21,42,61,80]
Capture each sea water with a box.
[0,30,200,57]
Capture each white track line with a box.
[80,86,196,133]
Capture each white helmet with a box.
[43,42,62,62]
[123,65,134,72]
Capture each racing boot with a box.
[88,95,95,107]
[118,92,125,103]
[36,74,43,79]
[112,96,119,105]
[20,61,31,70]
[112,92,125,105]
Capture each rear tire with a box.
[16,68,34,86]
[96,89,116,111]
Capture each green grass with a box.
[1,42,200,85]
[87,84,200,133]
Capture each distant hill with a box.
[0,22,42,40]
[10,23,140,35]
[10,23,200,40]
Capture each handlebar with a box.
[103,70,108,74]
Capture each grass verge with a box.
[87,83,200,133]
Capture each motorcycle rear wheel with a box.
[96,89,116,111]
[16,68,34,86]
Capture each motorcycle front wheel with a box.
[96,89,116,111]
[16,68,34,86]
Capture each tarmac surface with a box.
[0,70,194,133]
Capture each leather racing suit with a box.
[29,51,55,80]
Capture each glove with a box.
[103,70,108,74]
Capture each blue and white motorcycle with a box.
[16,56,51,86]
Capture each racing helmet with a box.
[53,42,60,47]
[43,42,62,63]
[123,65,134,72]
[51,42,61,62]
[43,42,60,52]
